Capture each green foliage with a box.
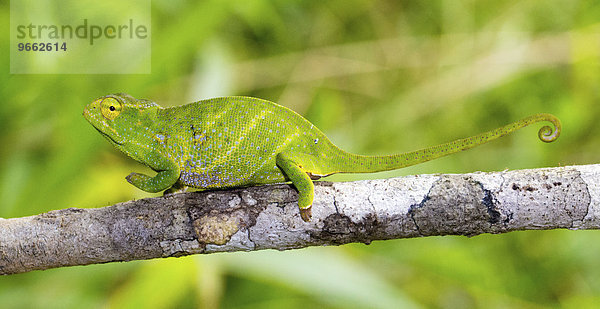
[1,0,600,307]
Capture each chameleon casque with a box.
[83,94,561,221]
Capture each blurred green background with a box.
[1,0,600,308]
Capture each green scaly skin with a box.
[83,94,561,221]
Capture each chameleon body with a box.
[83,94,561,221]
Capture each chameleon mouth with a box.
[92,126,124,145]
[83,106,124,145]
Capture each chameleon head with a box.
[83,93,150,146]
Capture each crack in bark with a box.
[332,194,340,214]
[408,179,437,237]
[577,170,591,222]
[476,181,501,225]
[498,172,513,227]
[246,229,256,249]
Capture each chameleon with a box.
[83,93,561,221]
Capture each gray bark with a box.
[1,164,599,275]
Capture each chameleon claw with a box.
[163,183,188,195]
[300,205,312,222]
[163,188,178,196]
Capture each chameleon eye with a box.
[100,98,122,120]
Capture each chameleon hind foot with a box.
[276,153,316,222]
[300,205,312,222]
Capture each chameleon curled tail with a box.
[326,113,561,174]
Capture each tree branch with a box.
[1,164,599,275]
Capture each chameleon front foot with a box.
[300,205,312,222]
[125,169,180,193]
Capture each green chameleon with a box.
[83,94,561,221]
